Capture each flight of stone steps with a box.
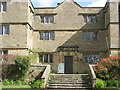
[46,74,92,90]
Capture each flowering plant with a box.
[95,55,120,80]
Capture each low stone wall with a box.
[88,64,97,89]
[27,64,51,88]
[41,65,51,88]
[27,65,46,81]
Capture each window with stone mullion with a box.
[1,2,7,12]
[0,50,8,55]
[0,25,3,34]
[50,16,54,23]
[4,25,9,35]
[40,16,44,23]
[44,54,49,63]
[45,32,49,40]
[50,32,55,40]
[50,54,53,63]
[45,16,49,23]
[84,54,99,63]
[0,25,9,35]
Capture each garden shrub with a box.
[16,80,23,85]
[3,79,10,85]
[22,80,28,85]
[30,79,42,88]
[12,56,31,80]
[95,55,120,80]
[9,79,15,85]
[3,79,28,86]
[107,80,120,87]
[29,79,35,85]
[96,79,106,88]
[15,80,27,85]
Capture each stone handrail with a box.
[88,64,96,89]
[41,64,51,88]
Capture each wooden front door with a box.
[64,56,73,74]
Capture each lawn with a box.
[1,85,33,90]
[96,87,120,90]
[1,85,43,90]
[2,85,31,88]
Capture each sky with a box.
[31,0,107,7]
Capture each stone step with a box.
[49,76,90,78]
[48,79,90,82]
[47,88,92,90]
[47,74,92,90]
[48,81,90,84]
[49,78,90,83]
[50,74,89,76]
[50,74,89,79]
[49,77,89,81]
[49,78,90,81]
[47,86,92,89]
[47,83,92,87]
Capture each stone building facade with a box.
[0,0,120,74]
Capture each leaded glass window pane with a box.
[4,25,9,34]
[3,50,8,55]
[44,54,48,63]
[88,16,92,23]
[0,26,3,35]
[40,32,44,40]
[0,51,2,55]
[84,32,90,40]
[83,16,87,23]
[2,2,7,12]
[40,32,55,40]
[92,32,98,40]
[40,15,54,23]
[85,15,96,23]
[91,16,96,23]
[39,54,54,63]
[84,32,98,40]
[84,54,99,64]
[50,32,54,40]
[45,16,49,23]
[45,32,49,40]
[39,55,43,63]
[40,16,44,23]
[50,54,53,63]
[50,16,54,23]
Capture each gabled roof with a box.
[34,0,104,9]
[56,0,82,8]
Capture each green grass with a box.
[97,87,120,90]
[2,85,31,88]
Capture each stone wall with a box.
[34,1,104,31]
[33,31,107,52]
[8,49,29,55]
[105,1,120,55]
[49,52,106,74]
[53,52,89,74]
[0,24,27,48]
[0,2,28,23]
